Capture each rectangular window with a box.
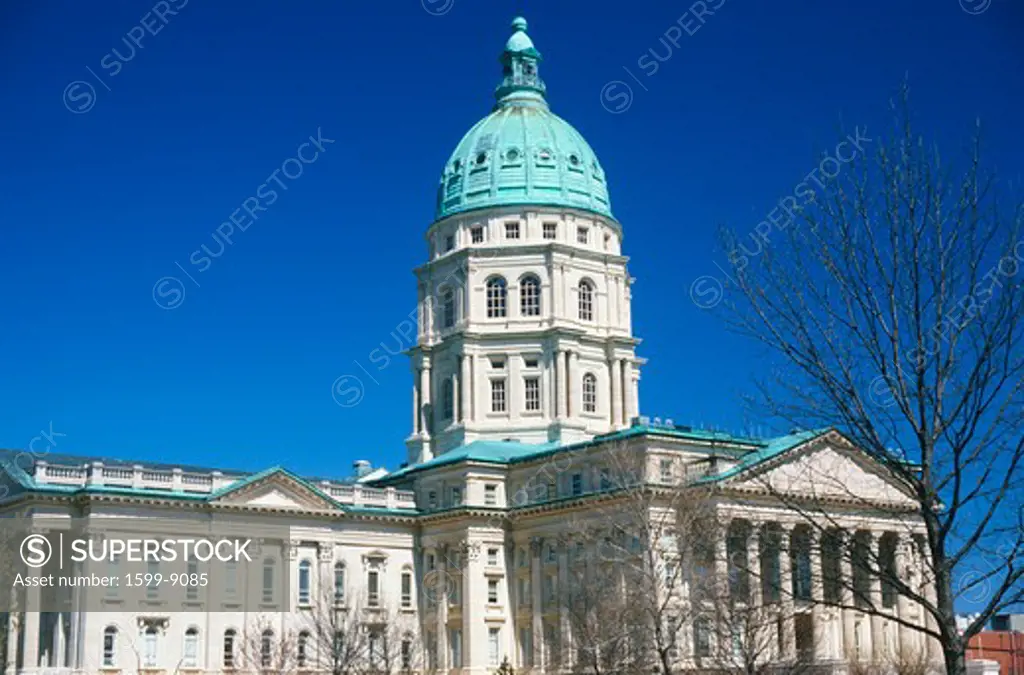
[450,486,462,505]
[543,222,557,240]
[401,640,412,670]
[488,579,499,604]
[489,628,501,665]
[523,356,539,368]
[544,575,555,603]
[450,629,463,668]
[694,618,711,657]
[660,458,674,482]
[491,380,506,413]
[262,560,275,604]
[144,629,158,667]
[471,226,484,243]
[518,577,531,604]
[524,377,541,411]
[505,222,520,239]
[106,555,120,598]
[186,559,199,601]
[103,629,116,667]
[147,561,160,600]
[368,570,380,607]
[577,227,589,244]
[485,484,498,505]
[571,473,583,496]
[490,356,506,369]
[488,547,500,566]
[599,468,611,490]
[520,627,533,667]
[445,234,455,252]
[428,491,437,509]
[401,571,412,608]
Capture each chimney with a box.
[353,460,372,478]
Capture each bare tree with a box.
[717,84,1024,675]
[238,616,301,675]
[562,441,724,675]
[293,582,419,675]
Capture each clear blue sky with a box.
[1,0,1021,478]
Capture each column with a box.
[747,523,762,605]
[412,378,420,434]
[420,363,432,437]
[715,523,730,650]
[23,585,40,669]
[436,546,449,671]
[840,531,857,661]
[5,613,19,672]
[609,358,622,428]
[920,536,943,665]
[418,284,427,340]
[569,351,580,419]
[623,361,637,426]
[868,533,885,662]
[554,350,566,420]
[531,538,544,672]
[894,534,913,655]
[460,355,472,424]
[558,542,571,666]
[779,524,796,660]
[809,529,827,661]
[451,371,459,425]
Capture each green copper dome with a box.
[435,18,613,222]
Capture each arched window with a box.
[183,627,199,669]
[298,559,312,604]
[223,629,237,669]
[334,562,346,604]
[578,280,594,321]
[102,626,117,667]
[442,378,454,420]
[486,277,507,318]
[520,275,541,316]
[582,373,597,413]
[262,558,275,603]
[297,631,311,668]
[143,626,158,667]
[261,630,274,668]
[440,286,455,329]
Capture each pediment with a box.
[209,469,340,511]
[727,434,917,508]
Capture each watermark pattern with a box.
[151,128,334,309]
[688,127,872,309]
[959,0,992,14]
[867,238,1024,407]
[0,422,65,501]
[421,0,455,16]
[62,0,191,114]
[906,239,1024,367]
[599,0,728,114]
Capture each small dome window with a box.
[569,154,581,166]
[453,159,462,172]
[505,148,520,162]
[537,149,553,162]
[475,152,488,165]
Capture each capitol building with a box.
[1,17,939,675]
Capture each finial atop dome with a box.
[495,16,546,107]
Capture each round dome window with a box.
[506,148,520,162]
[569,154,580,166]
[475,152,487,165]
